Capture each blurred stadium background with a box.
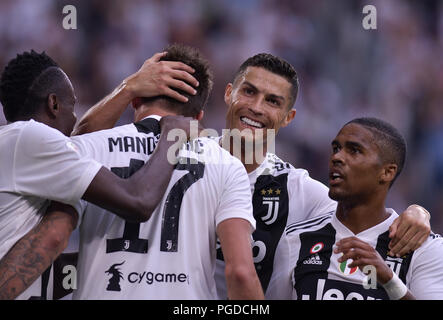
[1,0,442,233]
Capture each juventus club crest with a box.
[254,174,287,228]
[259,187,281,225]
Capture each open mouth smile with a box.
[240,116,265,129]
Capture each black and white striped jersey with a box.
[69,116,255,299]
[215,151,337,298]
[267,209,443,300]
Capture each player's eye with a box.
[243,87,255,95]
[268,98,280,106]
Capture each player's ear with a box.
[47,93,59,118]
[195,110,204,121]
[281,109,296,128]
[224,83,233,107]
[132,97,142,109]
[380,163,397,185]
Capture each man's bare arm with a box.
[217,218,264,300]
[0,202,77,300]
[0,116,194,299]
[72,52,198,135]
[82,115,192,222]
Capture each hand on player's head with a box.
[125,52,199,103]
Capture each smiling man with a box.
[221,56,297,172]
[72,50,433,299]
[214,54,431,298]
[266,118,443,300]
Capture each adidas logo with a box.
[303,254,323,265]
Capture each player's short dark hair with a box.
[233,53,299,109]
[346,117,407,187]
[0,50,64,122]
[142,44,213,117]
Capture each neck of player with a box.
[134,105,179,122]
[335,195,391,235]
[221,135,267,173]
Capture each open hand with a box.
[125,52,199,103]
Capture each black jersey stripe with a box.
[286,211,334,230]
[286,212,334,235]
[134,117,161,135]
[293,223,336,300]
[251,173,290,292]
[374,230,413,284]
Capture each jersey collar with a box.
[140,115,162,122]
[331,208,398,241]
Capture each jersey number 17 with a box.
[106,158,204,254]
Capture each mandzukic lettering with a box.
[108,136,157,155]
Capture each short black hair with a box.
[233,53,299,109]
[0,50,61,122]
[142,44,213,117]
[346,117,407,187]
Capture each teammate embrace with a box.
[0,45,440,300]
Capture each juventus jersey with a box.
[0,120,101,300]
[266,210,443,300]
[215,151,337,298]
[70,116,255,300]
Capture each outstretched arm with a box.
[388,204,431,257]
[0,202,77,300]
[217,218,264,300]
[72,52,198,135]
[0,116,197,299]
[82,115,194,222]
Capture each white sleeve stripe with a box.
[286,212,334,235]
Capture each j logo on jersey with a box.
[385,255,403,276]
[259,187,282,226]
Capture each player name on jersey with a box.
[300,278,387,300]
[108,136,157,155]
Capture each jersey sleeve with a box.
[12,122,102,206]
[70,131,107,161]
[71,199,89,229]
[289,169,337,222]
[407,235,443,299]
[215,157,255,231]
